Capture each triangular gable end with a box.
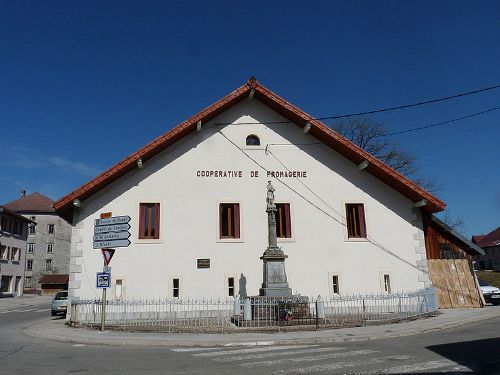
[54,77,445,222]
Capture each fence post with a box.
[244,298,251,321]
[362,298,366,326]
[315,300,319,330]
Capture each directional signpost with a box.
[94,214,131,332]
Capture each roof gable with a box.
[475,227,500,248]
[54,78,445,221]
[4,192,55,213]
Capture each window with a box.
[0,245,7,260]
[346,203,366,238]
[1,215,12,233]
[26,259,33,271]
[25,276,32,287]
[115,279,123,300]
[29,223,36,235]
[228,277,235,297]
[139,203,160,239]
[219,203,240,239]
[172,278,180,298]
[332,275,340,295]
[245,134,260,146]
[47,243,53,253]
[275,203,291,238]
[28,243,34,253]
[383,274,391,294]
[48,224,55,234]
[11,247,20,261]
[13,220,22,235]
[45,259,52,271]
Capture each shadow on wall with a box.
[239,273,247,298]
[424,337,500,374]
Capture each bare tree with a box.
[334,117,465,231]
[333,117,440,192]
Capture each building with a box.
[54,78,447,301]
[0,205,32,296]
[472,227,500,270]
[423,215,484,308]
[4,192,72,293]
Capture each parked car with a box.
[478,279,500,306]
[51,290,68,316]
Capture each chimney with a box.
[21,190,26,198]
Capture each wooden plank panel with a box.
[443,260,460,308]
[453,259,472,308]
[458,259,481,308]
[428,260,451,309]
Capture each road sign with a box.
[93,239,131,249]
[94,223,131,234]
[101,248,115,266]
[94,216,131,227]
[96,272,111,288]
[94,231,130,241]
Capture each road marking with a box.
[36,309,50,312]
[380,360,469,373]
[172,347,222,352]
[193,345,311,357]
[215,346,345,362]
[223,341,274,346]
[274,355,414,375]
[240,349,378,367]
[0,308,49,314]
[73,344,86,347]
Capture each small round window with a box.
[246,134,260,146]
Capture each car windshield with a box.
[478,279,489,287]
[55,291,68,300]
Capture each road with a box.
[1,297,499,374]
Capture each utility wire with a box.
[382,106,500,136]
[215,83,500,126]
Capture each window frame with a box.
[28,243,35,253]
[380,272,392,294]
[275,202,292,240]
[138,202,161,241]
[47,224,55,234]
[47,243,54,253]
[26,259,33,271]
[172,278,180,298]
[328,272,342,297]
[344,202,368,241]
[217,202,243,242]
[242,132,265,150]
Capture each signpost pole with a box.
[100,260,106,332]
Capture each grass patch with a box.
[476,270,500,288]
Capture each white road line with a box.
[36,309,50,312]
[0,308,48,313]
[194,345,311,357]
[380,360,467,374]
[172,347,223,353]
[274,355,414,375]
[215,346,345,362]
[224,341,275,346]
[240,349,379,368]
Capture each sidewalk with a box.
[25,306,500,347]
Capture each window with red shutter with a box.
[346,203,367,238]
[219,203,240,239]
[275,203,292,238]
[139,203,160,239]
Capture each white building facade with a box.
[55,78,445,301]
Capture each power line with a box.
[215,82,500,126]
[382,106,500,136]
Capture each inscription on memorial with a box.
[197,259,210,269]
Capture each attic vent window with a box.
[246,134,260,146]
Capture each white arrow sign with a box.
[93,231,130,241]
[93,239,131,249]
[94,223,131,234]
[94,216,131,227]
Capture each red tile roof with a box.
[54,78,446,221]
[473,227,500,248]
[4,192,55,213]
[38,274,69,284]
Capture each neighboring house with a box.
[423,215,485,308]
[0,205,32,296]
[54,77,446,301]
[472,227,500,271]
[3,192,71,293]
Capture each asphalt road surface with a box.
[1,298,499,374]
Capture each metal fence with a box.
[69,288,437,332]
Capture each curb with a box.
[24,309,500,347]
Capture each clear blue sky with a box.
[1,1,499,238]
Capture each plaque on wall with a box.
[197,259,210,269]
